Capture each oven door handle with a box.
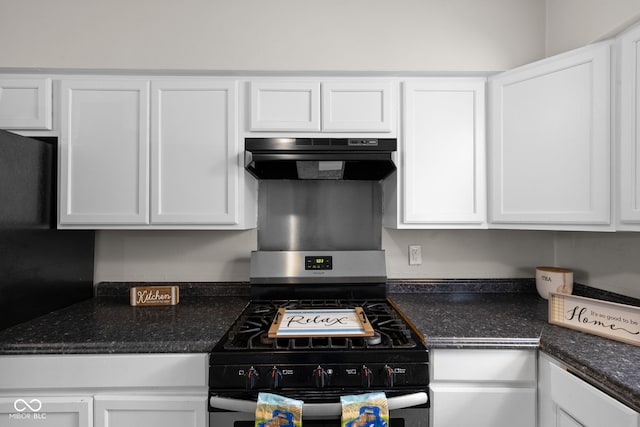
[209,392,428,416]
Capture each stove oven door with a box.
[209,392,428,427]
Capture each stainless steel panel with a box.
[249,250,387,284]
[257,180,382,251]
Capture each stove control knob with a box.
[361,365,373,388]
[245,366,260,390]
[313,366,329,388]
[269,367,284,389]
[383,365,395,388]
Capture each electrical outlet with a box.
[409,245,422,265]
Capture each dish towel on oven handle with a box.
[341,392,389,427]
[255,392,303,427]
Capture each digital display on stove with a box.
[305,255,332,270]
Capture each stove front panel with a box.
[209,358,428,395]
[210,298,428,396]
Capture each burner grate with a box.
[222,299,417,351]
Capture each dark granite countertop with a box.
[390,291,640,412]
[0,295,248,354]
[0,280,637,411]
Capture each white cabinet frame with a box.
[538,352,640,427]
[150,80,239,225]
[619,24,640,228]
[0,77,53,130]
[94,395,206,427]
[322,81,393,132]
[489,42,612,229]
[0,396,93,427]
[249,80,394,133]
[430,349,536,427]
[59,79,150,225]
[401,78,486,227]
[250,81,321,131]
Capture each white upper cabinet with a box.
[488,42,612,230]
[249,80,394,133]
[384,78,486,228]
[0,77,53,130]
[321,81,393,132]
[59,78,254,229]
[59,79,150,226]
[250,81,320,131]
[151,80,238,225]
[618,24,640,229]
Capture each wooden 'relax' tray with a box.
[267,307,375,338]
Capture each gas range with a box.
[209,251,428,405]
[209,298,428,401]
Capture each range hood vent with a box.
[245,137,396,180]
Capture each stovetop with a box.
[217,299,422,352]
[209,298,428,396]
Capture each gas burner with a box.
[366,331,382,346]
[259,332,274,346]
[220,299,418,351]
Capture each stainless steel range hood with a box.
[245,137,396,180]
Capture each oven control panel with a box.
[210,362,428,391]
[304,256,332,270]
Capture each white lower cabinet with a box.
[94,395,206,427]
[430,349,536,427]
[0,396,92,427]
[538,352,639,427]
[0,354,208,427]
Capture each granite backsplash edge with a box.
[95,279,639,306]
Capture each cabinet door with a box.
[430,349,536,427]
[0,396,92,427]
[619,24,640,228]
[402,78,486,227]
[94,395,206,427]
[0,77,52,130]
[59,79,150,226]
[488,42,611,228]
[557,409,584,427]
[430,385,535,427]
[151,80,238,224]
[322,81,393,132]
[549,363,639,427]
[250,81,320,131]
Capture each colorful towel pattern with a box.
[255,392,303,427]
[341,392,389,427]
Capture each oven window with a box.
[232,419,405,427]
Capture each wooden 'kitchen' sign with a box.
[549,293,640,346]
[268,307,375,338]
[130,285,180,306]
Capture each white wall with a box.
[95,230,257,282]
[545,0,640,56]
[0,0,545,71]
[555,232,640,299]
[7,0,640,298]
[383,229,554,279]
[66,0,549,285]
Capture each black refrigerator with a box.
[0,129,94,331]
